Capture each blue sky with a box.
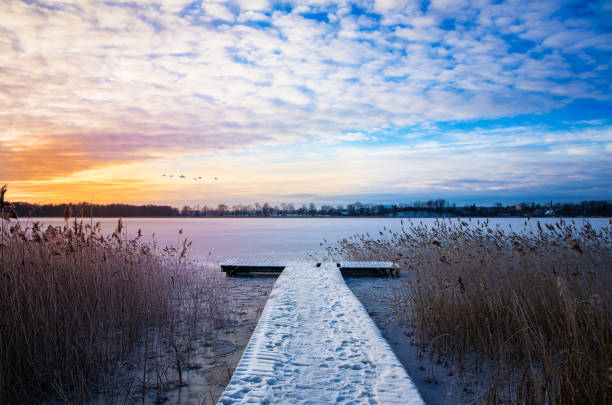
[0,0,611,205]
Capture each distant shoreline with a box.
[10,199,612,218]
[17,214,612,219]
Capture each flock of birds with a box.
[162,174,218,181]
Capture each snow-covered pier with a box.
[217,262,424,404]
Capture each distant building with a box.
[544,200,555,216]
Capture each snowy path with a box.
[217,262,424,404]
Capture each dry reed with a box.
[331,218,612,404]
[0,186,230,403]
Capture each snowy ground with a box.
[345,277,484,405]
[218,262,424,405]
[164,276,275,404]
[86,276,275,405]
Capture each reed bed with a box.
[330,218,612,404]
[0,186,230,403]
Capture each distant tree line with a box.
[10,202,178,218]
[8,199,612,218]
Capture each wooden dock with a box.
[337,261,399,277]
[221,259,399,277]
[217,262,423,404]
[220,258,286,276]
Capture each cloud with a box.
[0,0,610,203]
[7,178,158,204]
[233,0,269,11]
[237,10,270,23]
[203,2,235,21]
[0,130,272,181]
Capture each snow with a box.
[217,262,424,404]
[338,261,395,269]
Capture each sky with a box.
[0,0,611,207]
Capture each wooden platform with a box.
[220,258,286,276]
[337,261,399,277]
[221,260,399,277]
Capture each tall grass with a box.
[0,186,230,403]
[331,218,612,404]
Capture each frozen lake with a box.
[26,217,610,262]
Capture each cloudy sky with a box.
[1,0,611,206]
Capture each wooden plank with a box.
[220,259,286,276]
[338,261,399,277]
[220,265,286,276]
[221,258,285,267]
